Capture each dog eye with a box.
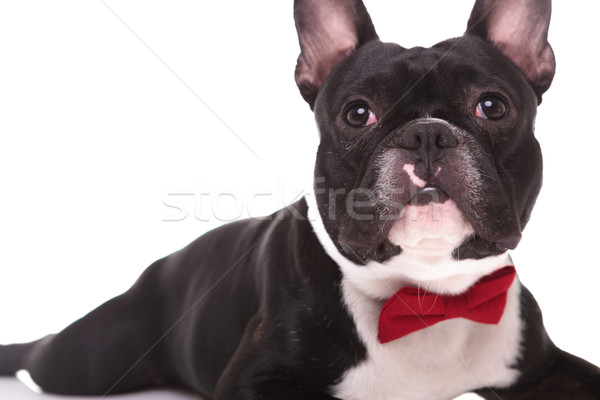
[345,103,378,127]
[475,95,509,120]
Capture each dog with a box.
[1,0,600,399]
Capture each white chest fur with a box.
[305,194,523,399]
[332,277,522,400]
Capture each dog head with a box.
[294,0,555,265]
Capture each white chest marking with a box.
[333,277,522,400]
[304,194,523,400]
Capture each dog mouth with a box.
[336,178,520,263]
[409,185,450,206]
[386,184,475,249]
[337,183,471,262]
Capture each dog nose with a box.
[397,122,458,164]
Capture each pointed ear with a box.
[294,0,378,108]
[467,0,556,101]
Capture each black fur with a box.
[1,0,599,399]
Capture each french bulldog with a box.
[1,0,599,399]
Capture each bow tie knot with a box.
[444,294,470,320]
[378,266,517,343]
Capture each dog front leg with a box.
[215,351,340,400]
[215,377,340,400]
[214,315,341,400]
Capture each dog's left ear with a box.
[467,0,556,101]
[294,0,379,109]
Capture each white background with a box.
[0,1,599,399]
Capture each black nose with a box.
[397,121,458,164]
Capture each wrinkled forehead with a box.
[320,36,534,114]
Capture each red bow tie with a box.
[378,266,516,344]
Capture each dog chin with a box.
[387,198,474,252]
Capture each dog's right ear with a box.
[294,0,378,109]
